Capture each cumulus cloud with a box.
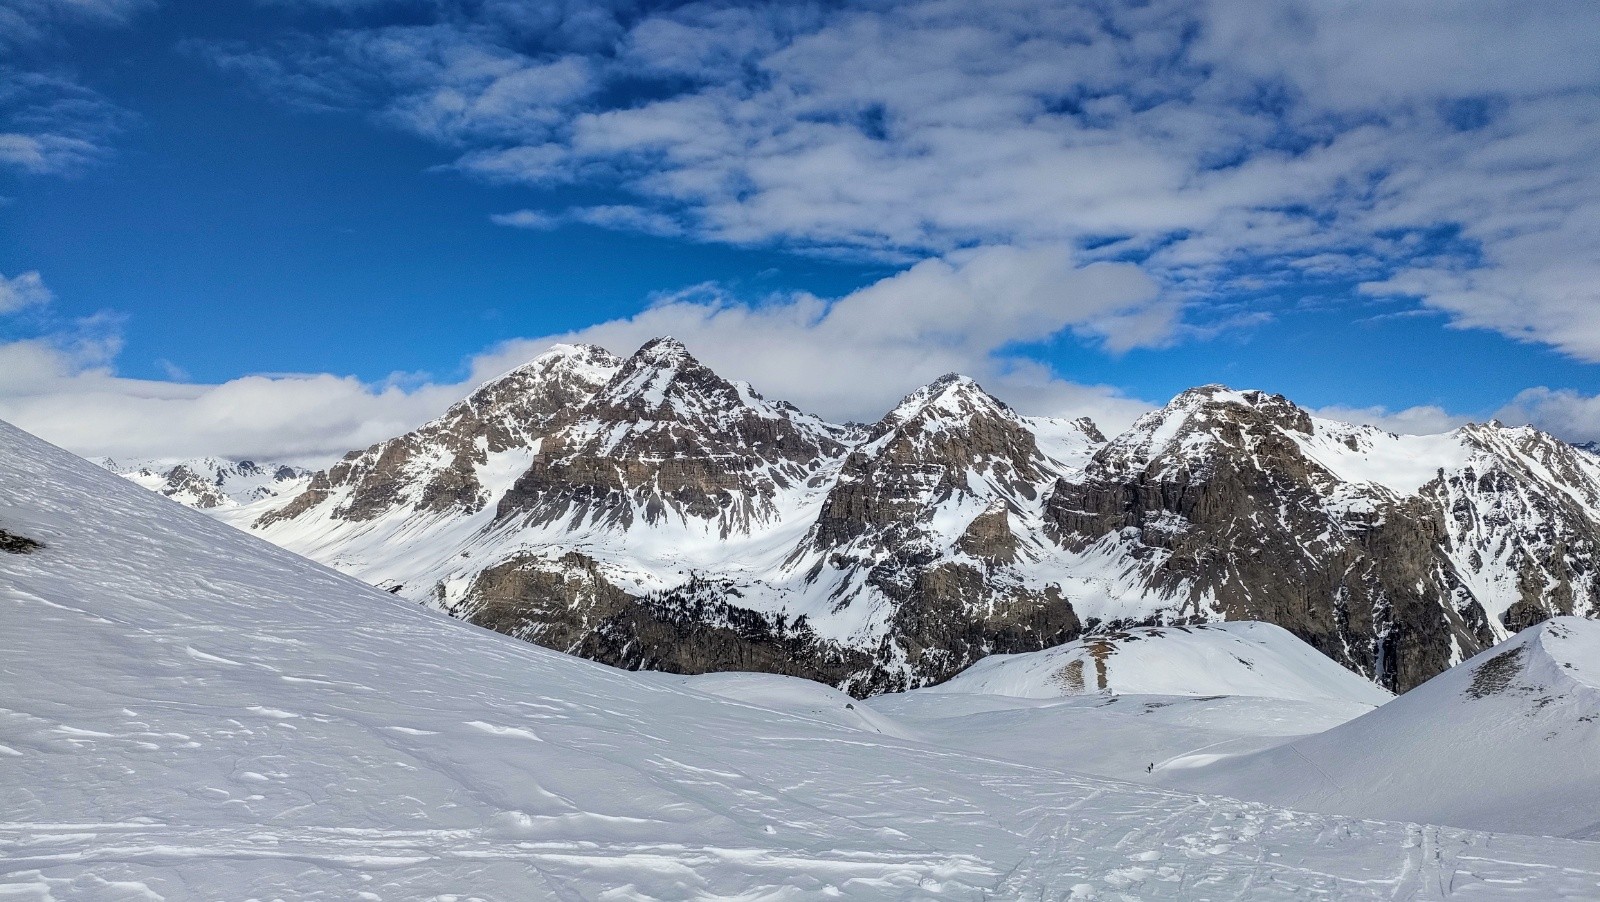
[210,0,1600,362]
[0,251,1160,462]
[0,270,51,313]
[1311,403,1472,438]
[496,245,1161,429]
[1494,388,1600,445]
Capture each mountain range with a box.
[108,337,1600,696]
[12,414,1600,894]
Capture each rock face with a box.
[142,343,1600,696]
[494,338,848,537]
[782,375,1086,690]
[1045,387,1490,691]
[0,528,41,554]
[259,344,622,528]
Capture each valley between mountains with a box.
[110,336,1600,697]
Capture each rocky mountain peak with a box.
[1092,384,1316,477]
[103,457,311,510]
[585,336,756,421]
[456,343,623,433]
[256,344,623,527]
[883,373,1014,430]
[1070,416,1108,444]
[494,338,848,536]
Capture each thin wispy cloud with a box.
[0,0,147,176]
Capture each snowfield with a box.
[910,621,1394,706]
[1166,616,1600,838]
[4,419,1600,899]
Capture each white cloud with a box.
[491,204,683,236]
[0,0,144,177]
[1311,403,1471,438]
[215,0,1600,363]
[1494,388,1600,445]
[0,271,51,314]
[500,245,1162,428]
[0,250,1160,462]
[489,208,560,230]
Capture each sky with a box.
[2,0,1600,464]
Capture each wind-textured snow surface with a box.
[5,422,1600,898]
[1166,617,1600,838]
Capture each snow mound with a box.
[920,622,1393,707]
[1167,616,1600,837]
[666,671,914,738]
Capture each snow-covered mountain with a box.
[5,417,1599,896]
[101,457,310,509]
[130,340,1600,696]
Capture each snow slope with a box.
[915,621,1393,705]
[1166,617,1600,838]
[871,623,1389,785]
[5,421,1600,897]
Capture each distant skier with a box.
[1146,763,1154,774]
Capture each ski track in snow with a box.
[4,421,1600,899]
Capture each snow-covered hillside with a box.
[117,340,1600,696]
[915,622,1393,705]
[1165,616,1600,837]
[5,419,1600,898]
[870,622,1390,786]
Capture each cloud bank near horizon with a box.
[1,262,1592,467]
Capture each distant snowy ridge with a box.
[101,456,310,509]
[119,340,1600,696]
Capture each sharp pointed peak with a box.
[634,336,696,362]
[886,372,1012,425]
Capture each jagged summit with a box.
[883,373,1016,430]
[492,337,847,536]
[586,336,764,420]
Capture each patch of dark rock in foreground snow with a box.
[0,527,41,554]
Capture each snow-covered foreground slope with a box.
[6,425,1600,897]
[1166,617,1600,838]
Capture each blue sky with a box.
[3,0,1600,462]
